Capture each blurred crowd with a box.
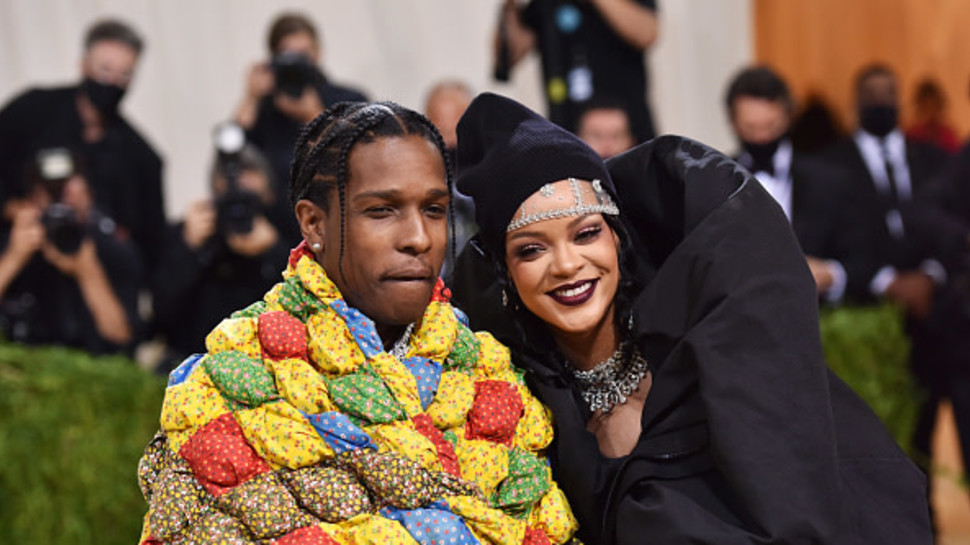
[1,2,970,519]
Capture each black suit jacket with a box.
[736,150,872,301]
[824,135,948,282]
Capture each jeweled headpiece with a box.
[507,177,619,232]
[455,93,616,255]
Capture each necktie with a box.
[880,140,905,238]
[880,141,900,204]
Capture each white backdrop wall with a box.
[0,0,752,219]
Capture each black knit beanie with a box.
[455,92,614,255]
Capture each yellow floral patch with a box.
[454,435,510,498]
[474,332,513,379]
[410,301,458,361]
[367,420,441,472]
[291,253,339,302]
[160,371,230,452]
[236,401,331,469]
[267,357,338,414]
[307,309,366,376]
[368,353,422,417]
[205,317,261,359]
[342,513,419,545]
[514,384,554,452]
[426,370,475,431]
[528,479,579,544]
[446,495,525,545]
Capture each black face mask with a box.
[80,78,126,119]
[741,137,783,174]
[859,105,898,137]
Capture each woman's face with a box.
[505,201,620,337]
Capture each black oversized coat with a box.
[452,136,931,544]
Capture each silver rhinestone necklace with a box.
[570,342,649,414]
[388,323,415,361]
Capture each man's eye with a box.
[365,206,394,217]
[426,204,447,217]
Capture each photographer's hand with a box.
[0,205,44,298]
[183,199,217,250]
[235,62,275,129]
[226,215,278,257]
[7,205,44,263]
[42,238,132,344]
[274,85,324,123]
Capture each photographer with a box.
[0,150,140,354]
[0,19,165,271]
[233,12,367,245]
[153,140,289,371]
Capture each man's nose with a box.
[398,210,433,254]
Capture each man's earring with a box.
[311,242,322,252]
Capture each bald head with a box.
[425,81,472,149]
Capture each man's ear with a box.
[295,198,328,250]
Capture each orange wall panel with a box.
[754,0,970,139]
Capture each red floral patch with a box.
[430,277,452,303]
[523,527,552,545]
[179,413,271,497]
[288,241,314,269]
[465,381,524,446]
[412,413,461,477]
[259,311,308,361]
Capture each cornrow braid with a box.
[288,101,456,282]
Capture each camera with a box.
[213,123,260,235]
[35,148,85,254]
[41,203,84,254]
[270,51,317,98]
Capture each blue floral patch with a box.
[401,356,442,411]
[380,501,479,545]
[330,299,383,358]
[168,353,205,387]
[304,411,377,454]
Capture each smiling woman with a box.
[452,92,933,545]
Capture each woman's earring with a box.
[311,242,322,252]
[502,289,509,308]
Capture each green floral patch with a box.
[326,366,406,425]
[491,447,549,519]
[274,277,326,323]
[204,350,279,407]
[231,300,267,320]
[445,324,480,373]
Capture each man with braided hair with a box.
[137,101,579,544]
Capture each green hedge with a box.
[0,306,922,544]
[0,344,165,544]
[819,303,921,452]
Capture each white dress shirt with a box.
[853,129,946,295]
[745,140,847,302]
